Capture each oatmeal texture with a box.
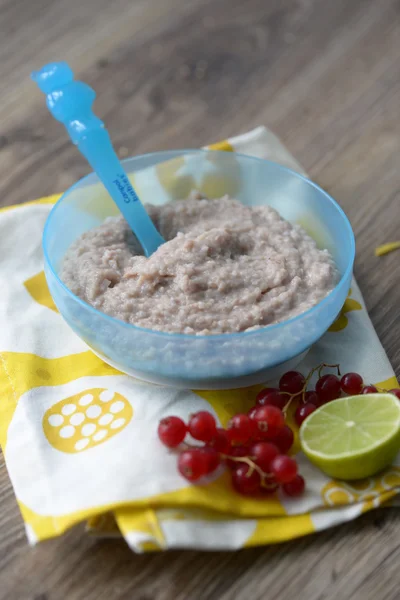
[61,196,339,335]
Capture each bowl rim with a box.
[42,149,356,341]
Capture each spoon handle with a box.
[31,62,164,257]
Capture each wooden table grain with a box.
[0,0,399,598]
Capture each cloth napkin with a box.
[0,127,398,553]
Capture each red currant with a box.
[271,425,294,454]
[188,411,217,442]
[316,374,341,403]
[208,428,231,454]
[227,413,253,444]
[341,372,363,395]
[260,482,279,495]
[256,388,286,410]
[251,405,285,433]
[304,390,321,406]
[249,442,279,472]
[178,449,208,481]
[254,427,281,442]
[247,406,259,420]
[270,455,298,484]
[157,416,187,448]
[199,447,221,474]
[295,402,317,426]
[279,371,306,395]
[390,389,400,400]
[361,385,378,394]
[226,445,250,469]
[282,474,305,497]
[231,464,261,495]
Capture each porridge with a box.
[61,195,339,335]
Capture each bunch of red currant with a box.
[158,399,302,497]
[157,365,400,498]
[270,366,400,427]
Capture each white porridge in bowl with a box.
[61,195,339,335]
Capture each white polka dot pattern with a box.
[79,394,94,406]
[43,388,133,453]
[48,414,64,427]
[70,412,85,426]
[98,413,113,426]
[93,430,107,442]
[75,439,90,451]
[60,425,75,438]
[110,401,124,414]
[111,418,126,429]
[86,405,101,419]
[99,390,115,402]
[81,423,96,437]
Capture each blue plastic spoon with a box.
[31,62,164,257]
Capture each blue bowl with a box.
[43,150,355,389]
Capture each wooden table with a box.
[1,0,399,598]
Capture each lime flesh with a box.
[299,394,400,480]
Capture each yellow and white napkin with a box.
[0,127,398,552]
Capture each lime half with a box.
[299,394,400,480]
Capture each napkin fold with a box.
[0,127,398,552]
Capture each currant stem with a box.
[317,362,341,378]
[282,395,296,415]
[220,454,275,480]
[260,480,278,490]
[282,362,341,414]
